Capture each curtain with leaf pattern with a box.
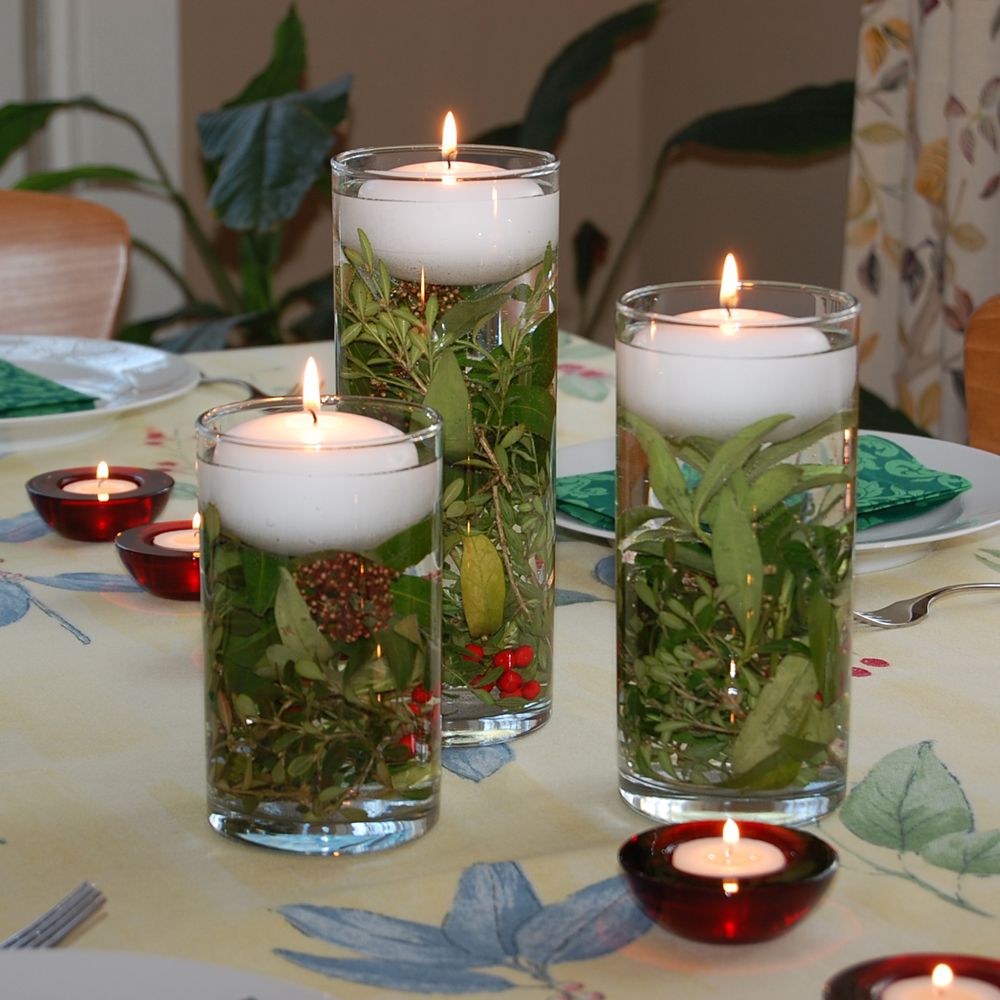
[842,0,1000,442]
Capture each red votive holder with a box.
[26,467,174,542]
[824,954,1000,998]
[115,520,201,601]
[618,820,837,944]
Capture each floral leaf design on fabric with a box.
[851,656,890,678]
[975,546,1000,572]
[275,861,651,996]
[557,364,612,403]
[0,511,50,542]
[0,566,141,645]
[828,741,999,914]
[441,745,514,782]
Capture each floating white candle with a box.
[199,359,439,555]
[336,111,558,285]
[883,964,1000,1000]
[671,819,786,879]
[152,513,201,553]
[62,461,138,499]
[616,255,857,441]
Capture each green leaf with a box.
[198,72,351,231]
[0,97,102,169]
[710,483,763,637]
[665,80,855,160]
[390,575,434,629]
[240,547,281,616]
[621,411,694,527]
[840,742,974,852]
[438,289,512,344]
[460,534,505,638]
[225,5,306,107]
[518,3,661,150]
[731,654,816,777]
[503,384,555,440]
[14,164,159,191]
[919,830,1000,876]
[748,464,847,516]
[423,348,475,461]
[372,515,435,571]
[528,312,559,387]
[273,567,332,663]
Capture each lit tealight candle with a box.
[152,513,201,553]
[62,461,140,499]
[671,819,786,879]
[198,358,439,555]
[616,254,857,441]
[337,110,558,285]
[883,964,1000,1000]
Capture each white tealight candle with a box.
[337,111,558,285]
[883,965,1000,1000]
[63,461,138,498]
[617,255,857,441]
[671,819,786,879]
[198,359,439,556]
[152,514,201,553]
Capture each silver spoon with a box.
[853,582,1000,628]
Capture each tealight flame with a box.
[419,266,426,307]
[191,512,202,531]
[303,357,321,421]
[722,818,740,847]
[720,253,739,310]
[96,461,110,482]
[932,964,954,990]
[441,111,458,163]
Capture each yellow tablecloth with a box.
[1,334,998,997]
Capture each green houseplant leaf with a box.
[840,741,974,852]
[0,96,103,169]
[225,4,306,107]
[198,72,351,231]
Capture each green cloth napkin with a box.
[556,434,972,534]
[0,358,97,417]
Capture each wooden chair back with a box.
[0,189,130,340]
[965,294,1000,454]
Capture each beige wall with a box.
[179,0,862,343]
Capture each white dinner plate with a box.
[0,950,338,1000]
[0,335,200,451]
[555,434,1000,572]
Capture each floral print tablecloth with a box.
[0,335,998,998]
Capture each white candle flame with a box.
[191,512,202,531]
[722,818,740,846]
[932,964,954,990]
[441,111,458,162]
[96,460,110,482]
[720,253,739,311]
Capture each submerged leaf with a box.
[424,348,475,461]
[460,534,505,638]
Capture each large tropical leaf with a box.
[14,164,159,192]
[198,73,351,231]
[225,5,306,107]
[0,96,103,169]
[518,3,661,150]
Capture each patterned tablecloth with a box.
[1,334,998,997]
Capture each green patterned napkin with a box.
[0,358,97,417]
[556,434,972,534]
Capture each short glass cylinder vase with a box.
[196,396,443,854]
[332,145,559,745]
[615,280,860,825]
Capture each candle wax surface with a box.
[671,834,787,878]
[882,975,1000,1000]
[201,409,439,556]
[62,478,138,496]
[151,528,200,552]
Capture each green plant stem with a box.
[131,236,198,302]
[99,104,243,313]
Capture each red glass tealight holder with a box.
[26,467,174,542]
[824,954,1000,999]
[115,520,201,601]
[618,820,837,944]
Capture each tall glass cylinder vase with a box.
[196,395,442,854]
[332,145,559,745]
[615,280,860,825]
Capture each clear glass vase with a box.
[615,280,860,825]
[196,395,442,854]
[332,145,559,745]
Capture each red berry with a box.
[513,644,534,667]
[398,733,417,755]
[411,684,431,703]
[521,679,541,700]
[497,670,522,693]
[463,644,484,663]
[493,649,516,670]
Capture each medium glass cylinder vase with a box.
[196,395,442,854]
[615,279,860,825]
[332,145,559,745]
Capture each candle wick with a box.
[309,408,318,426]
